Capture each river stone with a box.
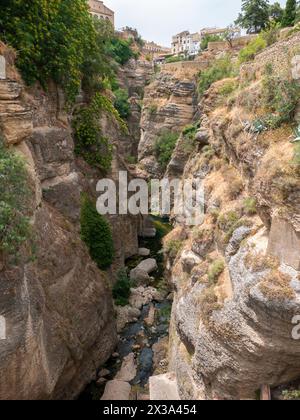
[136,258,158,274]
[115,353,137,382]
[0,56,6,80]
[116,305,141,333]
[101,380,131,400]
[130,268,150,285]
[138,248,151,257]
[149,373,180,400]
[144,304,156,327]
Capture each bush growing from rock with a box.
[239,36,267,63]
[198,55,236,95]
[0,138,31,258]
[113,269,131,306]
[243,197,257,215]
[208,259,225,285]
[80,194,114,270]
[164,239,182,260]
[155,131,179,170]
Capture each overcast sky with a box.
[104,0,287,46]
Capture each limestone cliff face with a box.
[165,33,300,400]
[138,67,198,178]
[117,59,154,158]
[0,46,148,399]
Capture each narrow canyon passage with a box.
[80,217,173,400]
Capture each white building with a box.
[171,31,201,57]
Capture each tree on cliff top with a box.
[236,0,271,33]
[281,0,297,27]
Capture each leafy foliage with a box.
[239,35,267,63]
[235,0,271,34]
[73,93,128,171]
[198,55,236,95]
[0,138,31,257]
[0,0,99,102]
[208,259,225,284]
[269,1,285,23]
[164,240,182,259]
[259,64,300,128]
[80,194,114,270]
[155,131,179,170]
[0,1,137,102]
[200,34,223,50]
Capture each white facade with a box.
[172,31,201,56]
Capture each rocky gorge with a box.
[1,18,300,401]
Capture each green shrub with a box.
[0,139,31,257]
[208,259,225,284]
[155,131,179,170]
[294,143,300,166]
[0,137,32,257]
[113,88,131,120]
[108,37,137,66]
[202,145,215,160]
[80,195,114,270]
[218,80,238,96]
[259,65,300,129]
[282,389,300,400]
[0,0,113,102]
[73,93,127,171]
[125,155,137,164]
[243,197,257,215]
[198,55,236,96]
[149,104,158,115]
[239,36,267,64]
[200,34,223,50]
[113,268,131,306]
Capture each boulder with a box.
[136,258,158,274]
[130,268,150,285]
[138,248,151,257]
[101,380,131,400]
[149,373,180,400]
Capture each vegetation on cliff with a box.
[155,131,180,170]
[80,195,114,271]
[0,138,31,258]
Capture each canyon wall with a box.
[0,45,151,400]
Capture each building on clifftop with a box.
[88,0,114,27]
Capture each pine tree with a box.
[281,0,297,27]
[235,0,271,33]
